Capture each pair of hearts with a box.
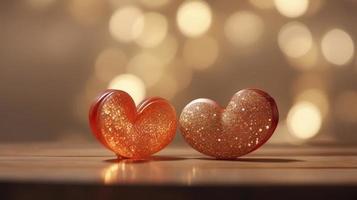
[89,89,278,159]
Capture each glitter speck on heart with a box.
[179,89,279,159]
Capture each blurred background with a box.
[1,0,357,146]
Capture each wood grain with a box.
[1,143,357,186]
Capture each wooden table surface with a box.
[1,143,357,199]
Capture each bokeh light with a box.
[274,0,309,18]
[8,0,357,146]
[278,22,313,58]
[224,11,264,47]
[287,41,320,71]
[109,6,144,43]
[249,0,275,10]
[295,89,329,118]
[177,0,212,37]
[127,53,164,87]
[335,91,357,123]
[270,120,305,144]
[183,35,219,70]
[135,12,168,48]
[287,101,322,140]
[95,48,127,82]
[321,28,354,66]
[108,74,146,105]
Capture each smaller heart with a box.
[179,89,279,159]
[89,90,177,159]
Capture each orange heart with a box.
[89,90,177,158]
[179,89,278,159]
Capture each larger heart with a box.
[179,89,278,159]
[89,90,177,158]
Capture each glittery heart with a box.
[89,90,177,159]
[179,89,279,159]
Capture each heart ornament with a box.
[179,89,278,159]
[89,90,177,159]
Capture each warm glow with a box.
[183,36,219,70]
[287,101,322,139]
[335,91,357,123]
[321,29,354,66]
[127,53,164,87]
[102,163,135,184]
[295,89,329,118]
[274,0,309,18]
[224,11,264,47]
[109,6,144,43]
[177,0,212,37]
[95,48,127,82]
[135,12,168,48]
[278,22,312,58]
[249,0,275,10]
[108,74,146,105]
[103,164,119,184]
